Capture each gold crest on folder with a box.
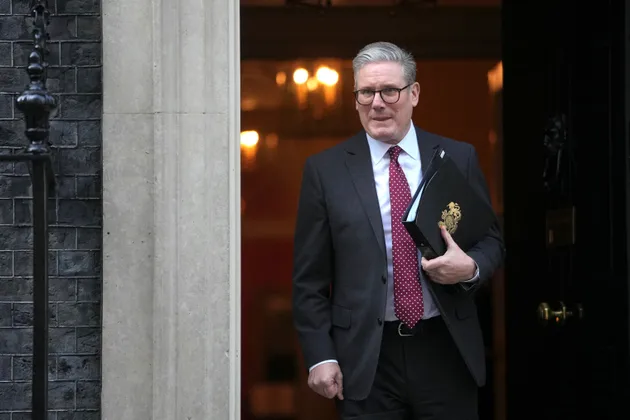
[438,202,462,234]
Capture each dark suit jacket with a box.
[292,126,505,400]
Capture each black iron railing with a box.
[0,1,56,418]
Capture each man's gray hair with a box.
[352,42,416,86]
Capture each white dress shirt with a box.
[366,124,442,321]
[309,123,478,371]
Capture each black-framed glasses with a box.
[353,83,413,105]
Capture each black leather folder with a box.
[402,148,495,259]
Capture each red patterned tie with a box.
[388,146,424,328]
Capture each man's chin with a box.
[367,128,396,142]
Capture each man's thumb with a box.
[334,370,344,400]
[441,225,456,247]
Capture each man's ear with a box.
[411,82,420,106]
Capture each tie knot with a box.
[388,146,403,162]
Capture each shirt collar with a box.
[366,123,420,165]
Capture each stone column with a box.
[101,0,241,418]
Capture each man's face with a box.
[354,61,420,144]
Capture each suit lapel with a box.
[344,133,386,257]
[414,127,441,294]
[416,126,441,177]
[343,127,441,259]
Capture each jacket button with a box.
[377,317,383,325]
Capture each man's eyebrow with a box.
[356,83,402,90]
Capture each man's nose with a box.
[371,93,385,109]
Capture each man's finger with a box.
[441,226,457,248]
[422,255,446,271]
[324,382,338,399]
[309,381,324,396]
[421,256,437,270]
[335,371,344,400]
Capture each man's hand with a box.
[421,226,476,284]
[308,362,344,400]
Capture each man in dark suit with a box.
[292,41,505,419]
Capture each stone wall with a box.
[101,0,240,418]
[0,0,102,417]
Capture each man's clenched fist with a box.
[308,362,344,400]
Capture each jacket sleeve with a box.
[292,157,337,369]
[465,146,506,286]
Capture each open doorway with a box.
[239,1,630,419]
[239,2,504,419]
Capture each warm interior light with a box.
[306,77,319,91]
[316,66,339,86]
[293,68,309,85]
[241,98,257,111]
[487,61,503,93]
[240,130,259,148]
[276,71,287,86]
[265,133,279,149]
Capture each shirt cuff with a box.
[459,263,480,290]
[463,264,480,283]
[309,359,338,372]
